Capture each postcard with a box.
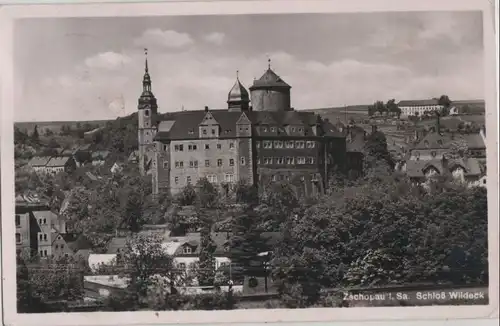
[1,0,498,325]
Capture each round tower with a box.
[249,59,291,112]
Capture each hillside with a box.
[15,120,111,134]
[306,105,370,123]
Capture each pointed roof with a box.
[227,72,249,103]
[250,65,291,89]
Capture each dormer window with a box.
[211,129,216,135]
[203,129,207,135]
[262,127,268,132]
[424,140,429,148]
[291,127,296,132]
[183,246,192,254]
[188,129,194,135]
[271,127,276,132]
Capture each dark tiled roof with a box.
[46,156,72,167]
[250,68,291,89]
[414,133,454,149]
[155,109,343,141]
[28,156,51,167]
[106,237,127,254]
[462,133,485,149]
[398,99,441,106]
[405,157,482,178]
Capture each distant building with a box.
[27,156,52,173]
[398,99,444,117]
[409,131,486,161]
[136,54,348,196]
[91,151,110,166]
[45,156,77,175]
[403,157,483,188]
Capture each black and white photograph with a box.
[1,0,498,325]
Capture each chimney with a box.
[204,106,209,112]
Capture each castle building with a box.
[137,54,347,196]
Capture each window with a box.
[229,142,235,149]
[285,141,294,148]
[39,219,42,225]
[39,234,43,241]
[188,144,197,151]
[163,161,169,169]
[272,175,277,181]
[189,161,198,168]
[174,144,184,152]
[286,157,294,164]
[296,141,305,148]
[274,140,283,148]
[15,215,20,227]
[431,151,437,158]
[163,144,168,151]
[175,161,184,168]
[43,218,47,224]
[298,128,303,132]
[307,157,315,164]
[263,157,270,165]
[144,110,150,117]
[240,157,246,165]
[188,129,194,135]
[203,129,207,135]
[291,127,296,132]
[205,160,210,167]
[44,234,47,241]
[256,141,260,148]
[207,175,217,183]
[15,233,21,243]
[61,244,64,249]
[229,159,234,166]
[271,127,276,132]
[217,144,222,150]
[263,141,272,149]
[55,244,59,249]
[44,250,47,257]
[40,250,43,257]
[277,157,284,164]
[262,127,268,132]
[205,144,210,150]
[217,159,223,167]
[178,263,187,269]
[424,140,429,148]
[297,157,306,164]
[306,141,315,148]
[257,157,261,164]
[175,177,179,184]
[187,176,192,184]
[224,173,235,183]
[211,128,216,135]
[437,140,443,146]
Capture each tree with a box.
[195,177,219,209]
[386,99,401,117]
[235,181,259,206]
[31,125,39,142]
[363,129,393,176]
[438,95,452,112]
[14,126,29,145]
[121,233,176,302]
[229,205,269,282]
[178,184,197,206]
[258,181,300,231]
[197,219,217,286]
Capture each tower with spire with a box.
[137,48,158,176]
[249,58,292,112]
[227,70,250,112]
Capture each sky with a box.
[14,11,484,122]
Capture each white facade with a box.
[399,104,444,117]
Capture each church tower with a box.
[137,48,158,176]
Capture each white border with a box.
[1,0,498,325]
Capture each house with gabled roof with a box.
[45,156,77,175]
[135,54,348,196]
